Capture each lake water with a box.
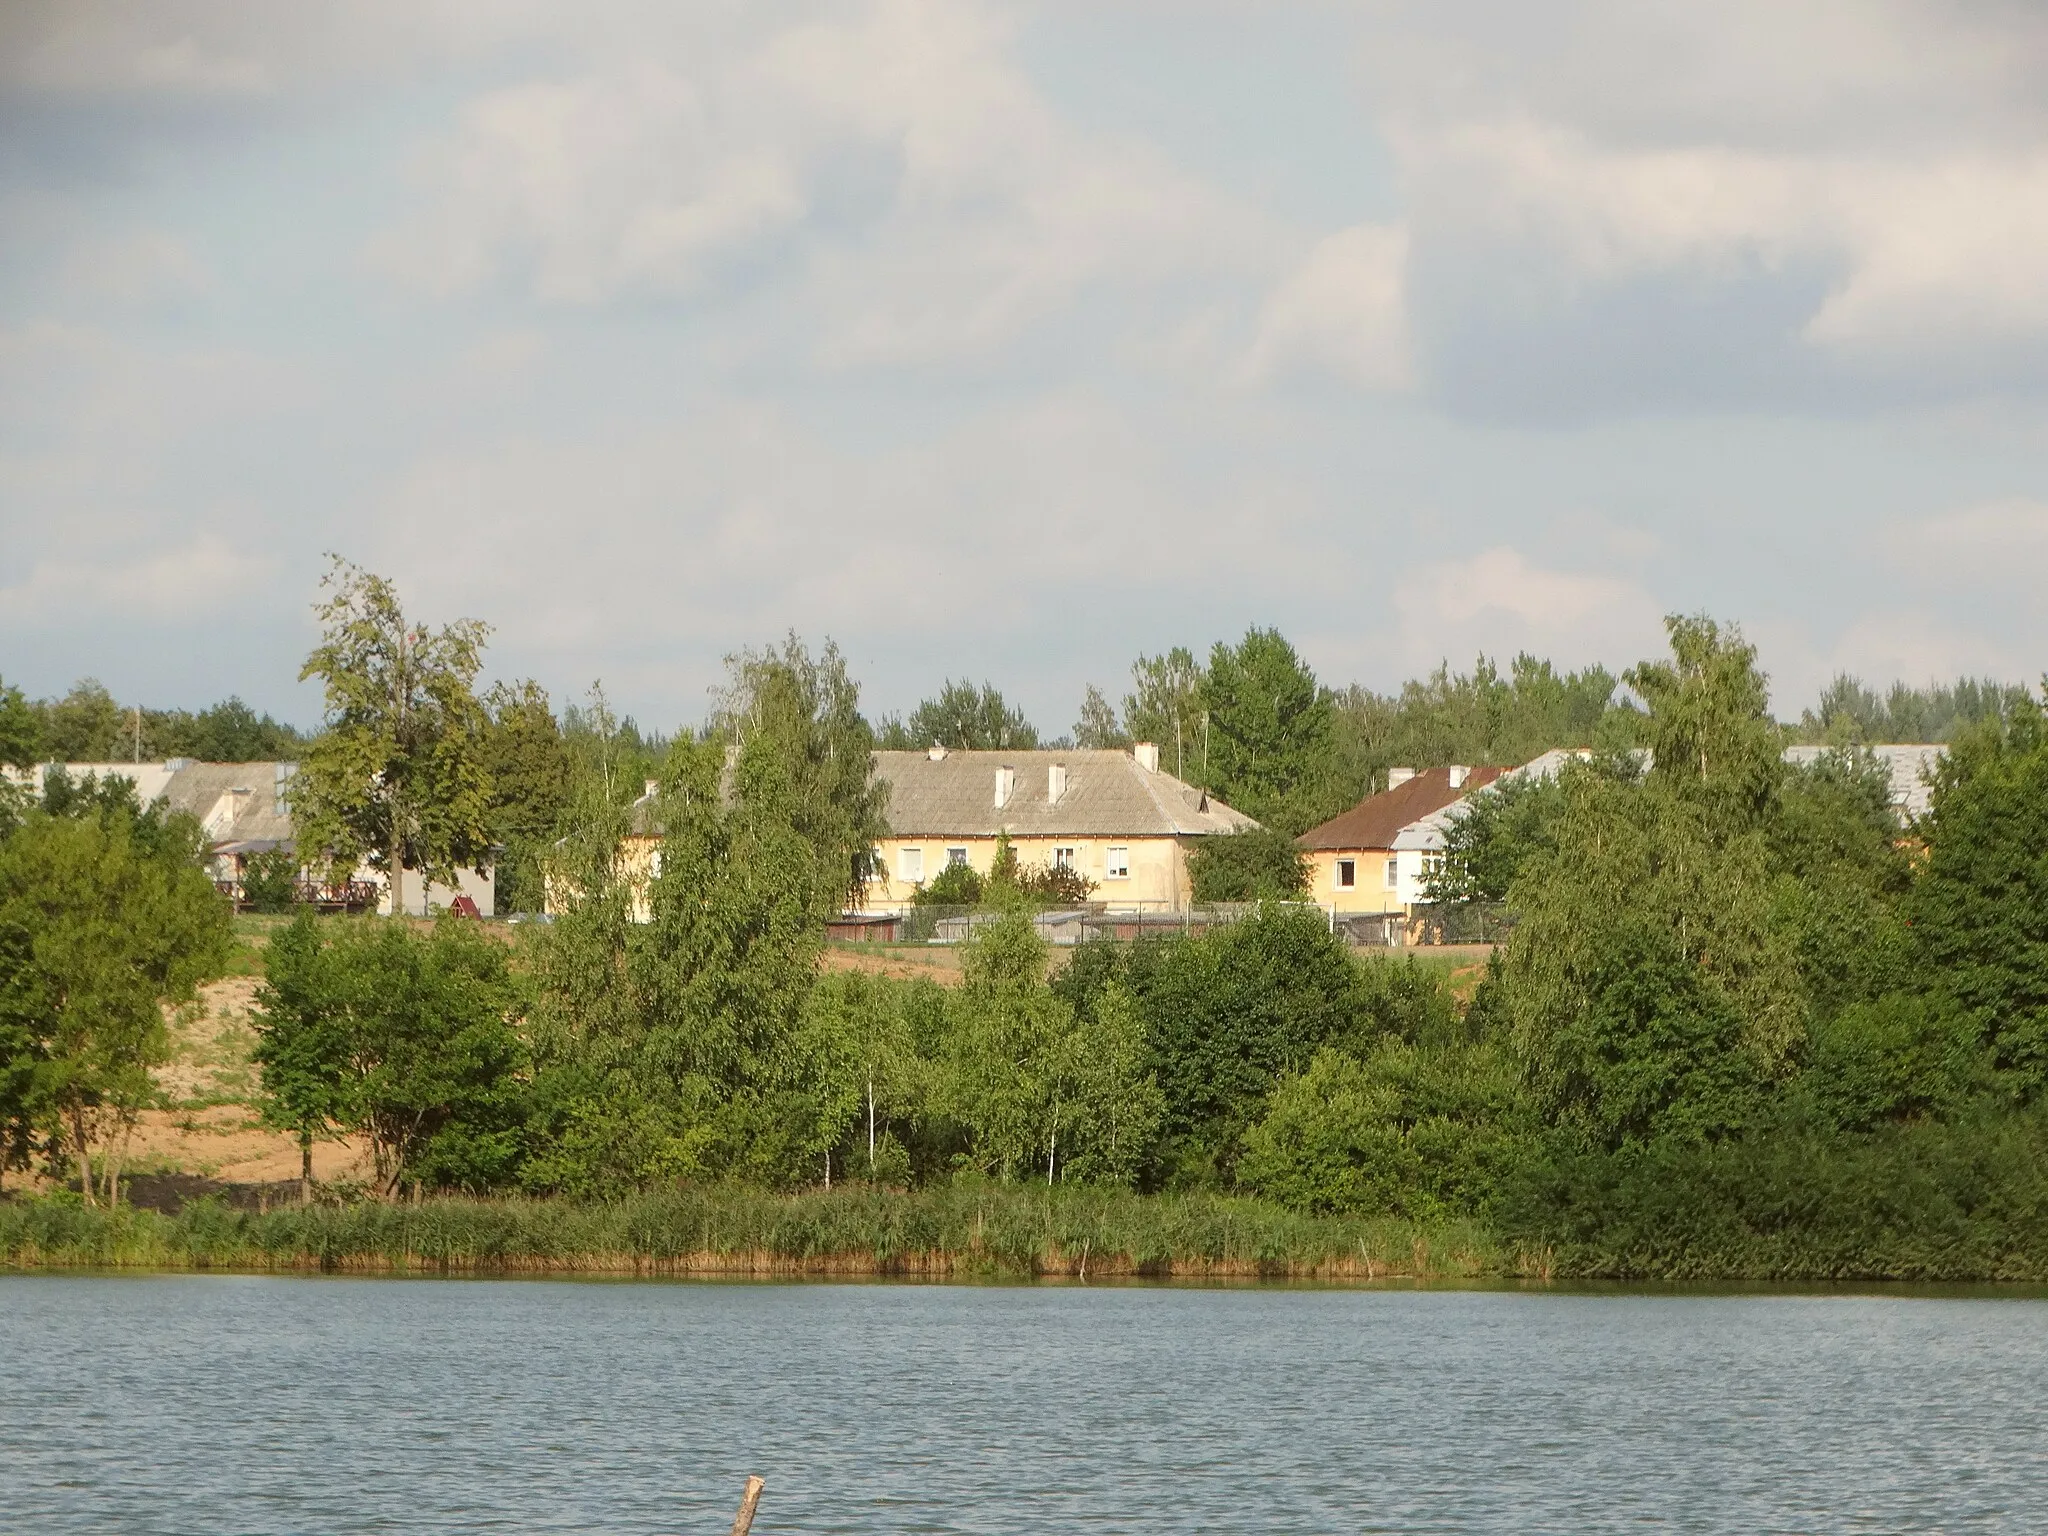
[2,1277,2043,1534]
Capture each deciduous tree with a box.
[294,557,493,918]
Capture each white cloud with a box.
[1244,223,1411,391]
[0,535,280,626]
[1393,546,1667,674]
[1884,497,2048,585]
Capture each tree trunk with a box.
[68,1104,95,1208]
[300,1131,314,1205]
[102,1117,133,1209]
[867,1075,876,1174]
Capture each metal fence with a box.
[1410,900,1514,946]
[847,900,1336,948]
[214,879,381,914]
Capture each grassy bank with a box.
[0,1184,1514,1281]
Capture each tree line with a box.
[5,561,2048,1273]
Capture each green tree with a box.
[1907,693,2048,1093]
[293,557,494,918]
[720,635,889,914]
[1198,628,1343,834]
[482,680,572,916]
[1063,980,1164,1186]
[251,910,354,1198]
[1073,684,1128,749]
[1123,647,1204,778]
[40,678,128,761]
[255,914,528,1195]
[944,913,1077,1181]
[802,971,919,1182]
[1626,614,1783,835]
[0,675,40,769]
[0,789,231,1204]
[897,680,1038,751]
[1186,825,1309,901]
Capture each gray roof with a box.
[19,760,299,850]
[874,749,1256,838]
[1782,743,1944,821]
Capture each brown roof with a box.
[1294,766,1507,851]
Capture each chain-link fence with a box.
[1410,900,1514,946]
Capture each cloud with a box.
[1243,223,1411,391]
[1884,497,2048,587]
[368,0,1280,368]
[0,535,280,626]
[1393,546,1667,674]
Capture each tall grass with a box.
[0,1183,1511,1280]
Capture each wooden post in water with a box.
[729,1476,765,1536]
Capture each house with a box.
[862,743,1258,914]
[563,744,1255,923]
[1295,765,1509,916]
[5,760,494,917]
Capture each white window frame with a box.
[1335,858,1355,890]
[1053,846,1077,871]
[946,846,970,869]
[1384,856,1399,890]
[899,846,924,882]
[1105,846,1130,880]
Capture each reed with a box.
[0,1183,1512,1280]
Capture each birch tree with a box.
[294,557,493,917]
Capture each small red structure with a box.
[448,894,482,919]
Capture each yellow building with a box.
[862,743,1255,913]
[1295,765,1507,916]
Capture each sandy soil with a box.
[117,973,372,1185]
[819,944,968,986]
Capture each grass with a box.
[0,1183,1517,1281]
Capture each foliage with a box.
[1186,825,1308,901]
[0,783,231,1202]
[481,680,572,916]
[240,847,301,914]
[0,675,39,769]
[1907,692,2048,1094]
[1331,654,1640,792]
[719,635,889,913]
[1072,684,1128,749]
[254,913,528,1194]
[885,680,1038,751]
[292,556,494,915]
[1123,647,1204,776]
[1796,672,2030,746]
[913,859,984,907]
[1197,628,1347,835]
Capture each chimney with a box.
[1448,765,1470,790]
[1387,767,1417,789]
[644,778,660,799]
[1047,763,1067,803]
[1133,742,1160,774]
[927,743,948,761]
[994,766,1016,807]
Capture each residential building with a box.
[1295,765,1508,915]
[4,760,493,916]
[862,743,1257,914]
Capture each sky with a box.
[3,0,2047,736]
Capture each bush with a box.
[1187,826,1309,901]
[240,848,300,913]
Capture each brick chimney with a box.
[994,766,1016,807]
[1047,763,1067,803]
[1387,767,1416,789]
[1133,742,1160,773]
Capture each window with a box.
[946,846,969,869]
[899,846,924,882]
[1384,856,1399,890]
[1335,858,1356,889]
[1053,847,1077,871]
[1106,846,1130,879]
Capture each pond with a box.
[3,1275,2042,1533]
